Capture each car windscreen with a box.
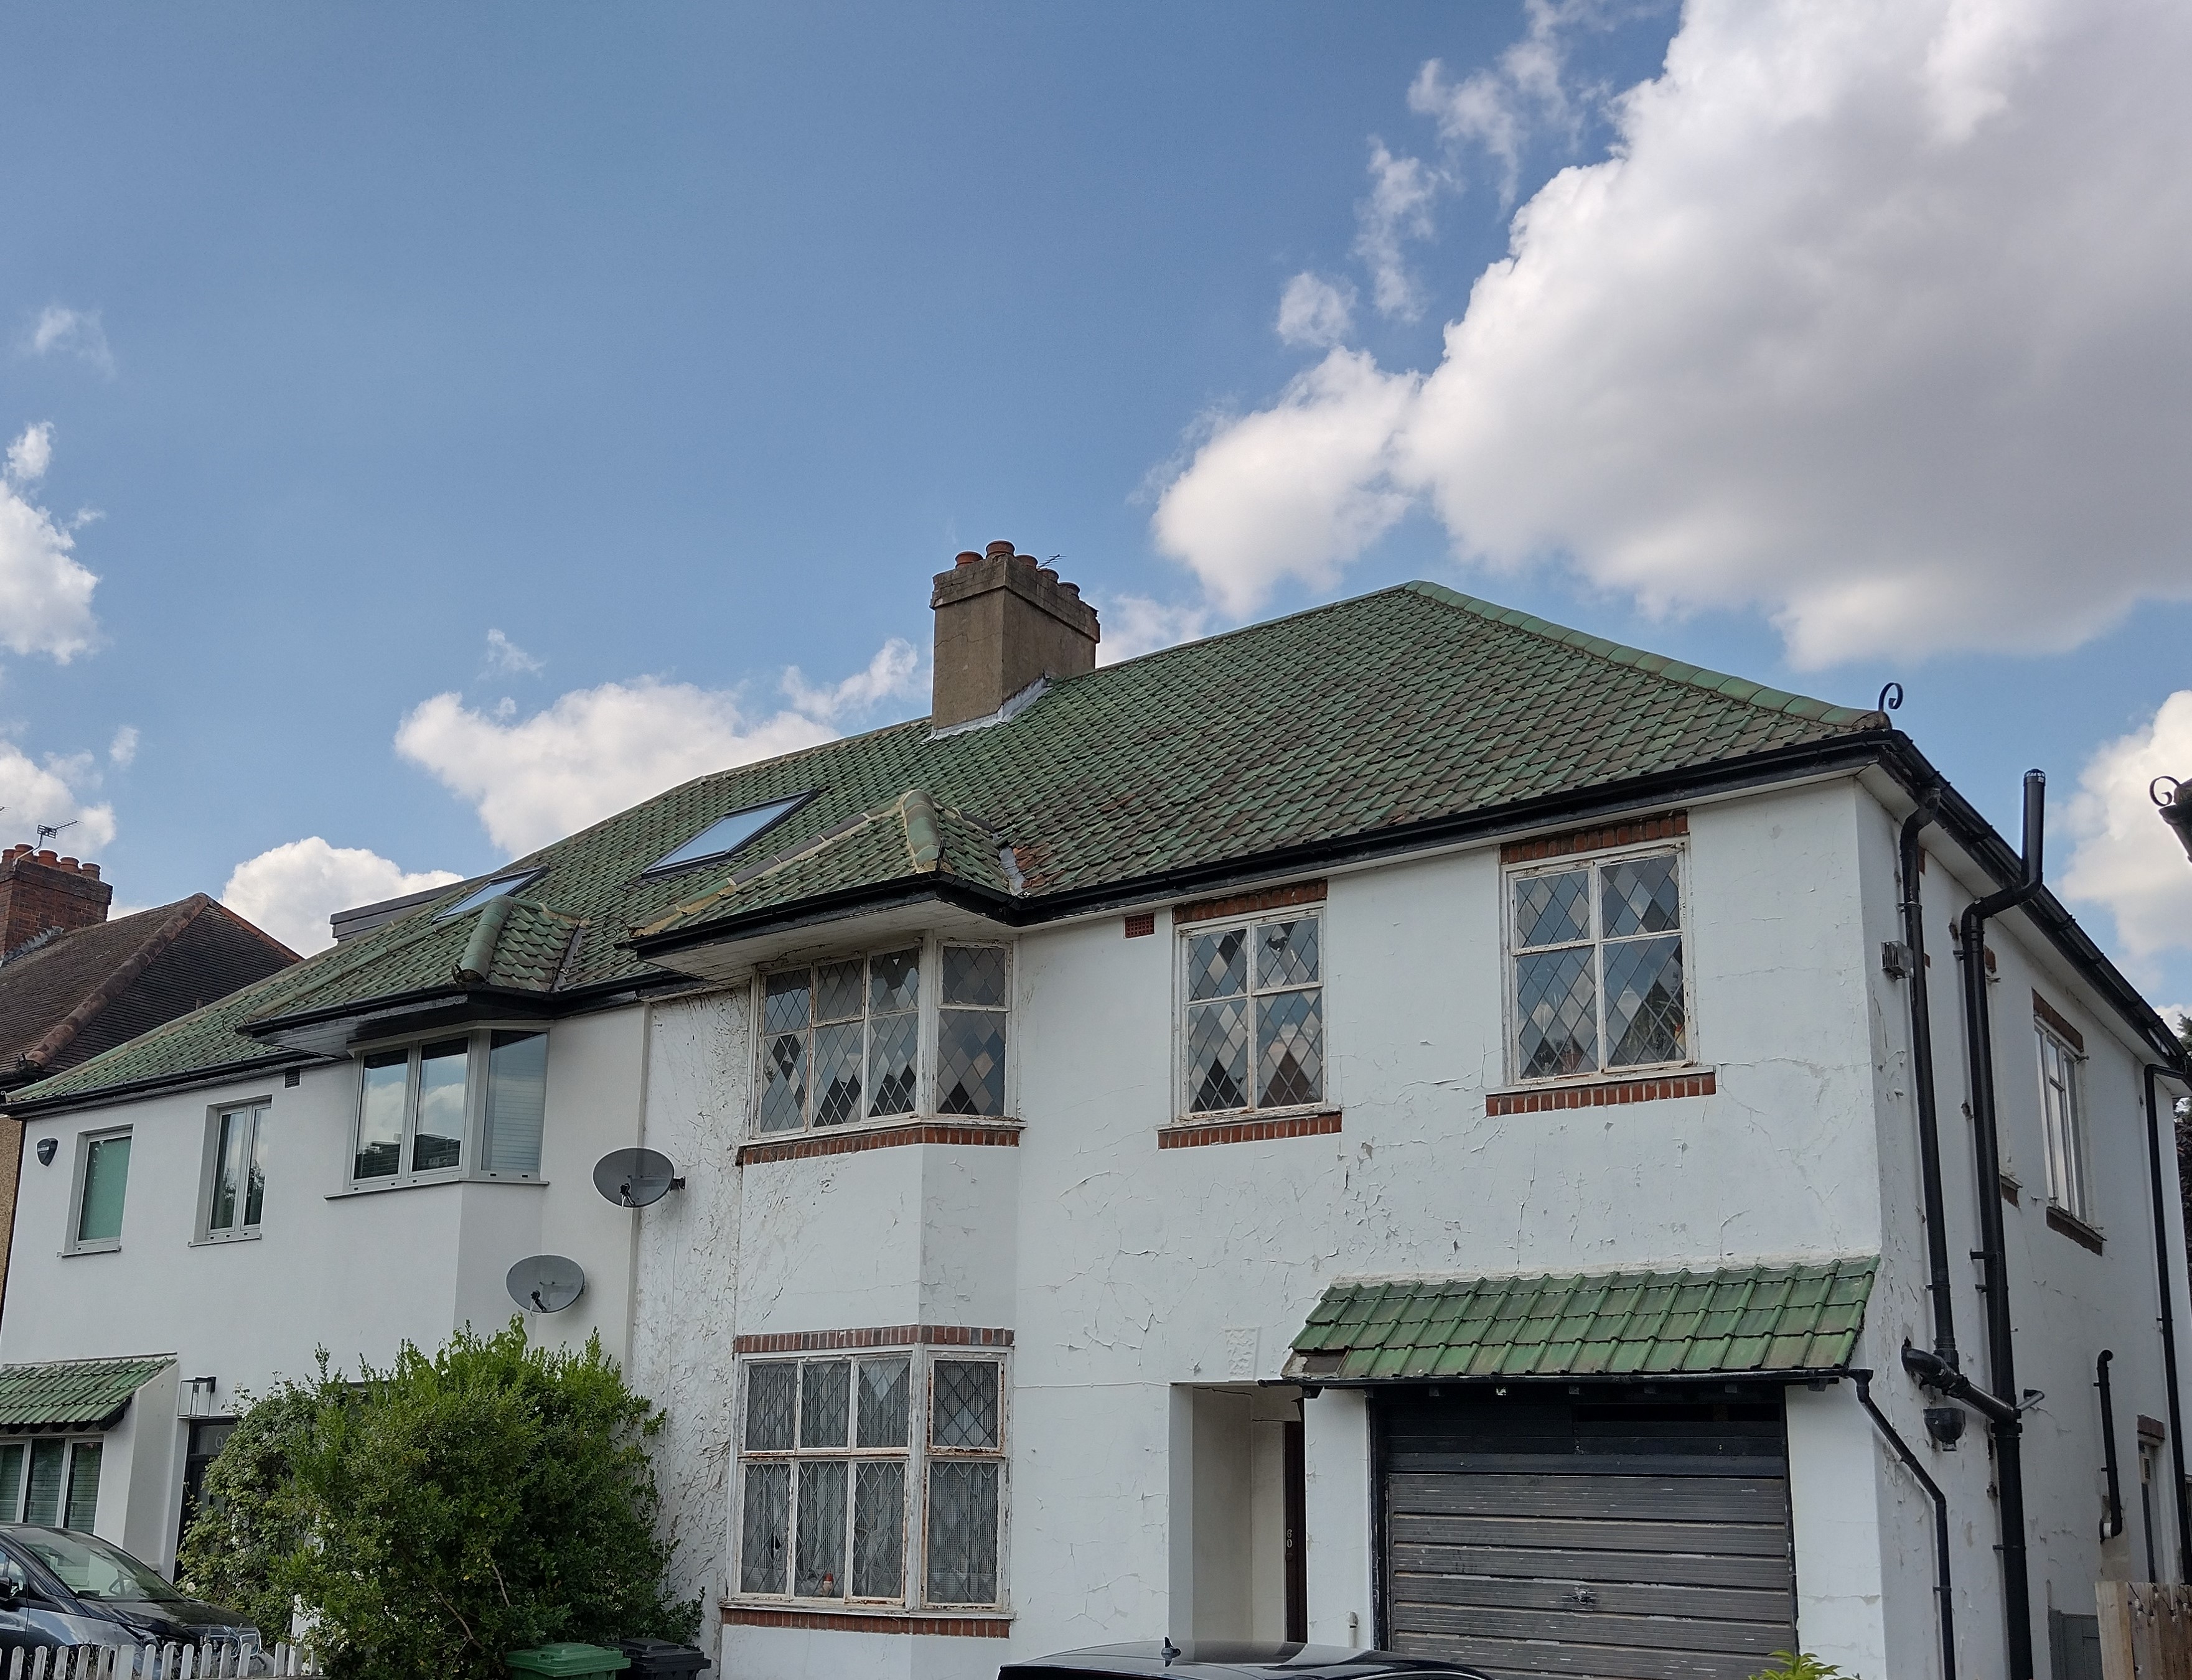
[7,1529,191,1604]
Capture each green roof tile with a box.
[0,1355,172,1430]
[1286,1258,1878,1383]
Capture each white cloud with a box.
[1096,595,1214,665]
[0,423,100,663]
[22,307,115,378]
[397,642,922,857]
[221,838,461,958]
[1276,274,1357,350]
[0,740,116,854]
[483,628,544,676]
[108,725,138,768]
[2063,691,2192,979]
[1408,0,1624,204]
[1353,142,1441,321]
[1153,0,2192,666]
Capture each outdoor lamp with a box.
[2155,776,2192,863]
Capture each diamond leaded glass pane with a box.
[1187,928,1246,1002]
[1257,991,1324,1108]
[815,959,864,1024]
[851,1461,905,1598]
[868,1012,918,1117]
[1185,998,1249,1113]
[1514,869,1590,950]
[932,1360,1000,1450]
[1604,935,1685,1067]
[794,1460,847,1597]
[759,1032,807,1133]
[1601,853,1680,938]
[746,1363,796,1451]
[813,1023,863,1126]
[857,1356,910,1448]
[942,945,1010,1007]
[739,1462,789,1594]
[937,1010,1006,1116]
[1255,917,1320,989]
[764,971,812,1034]
[800,1360,851,1448]
[925,1462,1000,1604]
[1515,946,1597,1077]
[869,948,919,1015]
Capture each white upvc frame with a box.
[345,1024,550,1190]
[0,1434,103,1528]
[1501,839,1698,1086]
[748,935,1015,1139]
[729,1346,1010,1613]
[62,1126,133,1255]
[197,1098,273,1243]
[2036,1018,2093,1221]
[1171,907,1332,1122]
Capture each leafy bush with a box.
[178,1322,695,1680]
[1750,1656,1858,1680]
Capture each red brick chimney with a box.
[929,540,1100,729]
[0,846,113,958]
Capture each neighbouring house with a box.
[1,544,2186,1680]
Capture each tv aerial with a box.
[592,1147,685,1208]
[505,1254,586,1314]
[34,820,75,848]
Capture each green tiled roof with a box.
[0,1355,172,1430]
[1287,1257,1878,1381]
[11,581,1880,1107]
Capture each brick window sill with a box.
[2046,1203,2104,1254]
[1486,1068,1716,1116]
[722,1604,1011,1637]
[1159,1109,1341,1149]
[738,1117,1023,1165]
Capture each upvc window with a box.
[1179,913,1324,1115]
[2037,1022,2091,1220]
[735,1351,1006,1609]
[0,1437,103,1529]
[202,1102,269,1239]
[754,941,1010,1136]
[65,1130,131,1254]
[1507,847,1688,1080]
[350,1028,548,1186]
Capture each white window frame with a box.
[345,1025,550,1190]
[63,1127,133,1255]
[1173,908,1330,1121]
[1502,841,1696,1085]
[197,1099,272,1243]
[730,1348,1008,1613]
[749,936,1013,1139]
[2036,1019,2092,1222]
[0,1435,105,1528]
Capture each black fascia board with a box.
[240,982,560,1043]
[629,879,1020,966]
[2,1050,319,1119]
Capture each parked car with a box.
[0,1526,262,1666]
[1000,1643,1492,1680]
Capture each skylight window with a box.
[434,871,541,920]
[647,795,810,876]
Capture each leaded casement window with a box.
[1507,847,1687,1080]
[2037,1020,2092,1221]
[754,940,1011,1136]
[349,1027,548,1187]
[0,1436,103,1529]
[1179,913,1324,1116]
[201,1101,269,1240]
[734,1351,1006,1610]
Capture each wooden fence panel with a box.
[2099,1582,2192,1679]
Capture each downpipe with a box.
[1899,798,1964,1390]
[2145,1062,2192,1579]
[1852,1369,1956,1680]
[2097,1350,2125,1542]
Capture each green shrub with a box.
[1750,1656,1859,1680]
[177,1322,695,1680]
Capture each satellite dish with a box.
[506,1254,586,1314]
[593,1147,684,1208]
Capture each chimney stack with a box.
[930,540,1100,729]
[0,845,113,958]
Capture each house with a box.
[2,544,2186,1680]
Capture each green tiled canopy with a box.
[0,1355,172,1431]
[1287,1258,1876,1383]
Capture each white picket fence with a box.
[1,1645,317,1680]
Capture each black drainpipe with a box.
[1899,800,1963,1385]
[2097,1350,2124,1542]
[1952,767,2045,1680]
[2144,1062,2192,1579]
[1852,1370,1955,1680]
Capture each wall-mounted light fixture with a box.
[34,1137,56,1166]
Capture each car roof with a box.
[999,1643,1491,1680]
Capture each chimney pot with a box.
[59,857,78,870]
[985,539,1015,559]
[930,541,1101,729]
[80,864,100,880]
[36,851,57,865]
[955,551,982,567]
[0,839,114,955]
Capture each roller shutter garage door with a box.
[1376,1386,1797,1680]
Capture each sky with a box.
[2,1,2191,1016]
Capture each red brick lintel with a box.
[737,1119,1021,1165]
[1501,811,1688,865]
[723,1607,1010,1637]
[733,1325,1014,1355]
[1173,879,1327,926]
[2032,991,2085,1055]
[1487,1070,1716,1116]
[1159,1111,1342,1149]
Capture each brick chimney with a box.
[930,541,1100,730]
[0,846,113,957]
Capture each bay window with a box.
[350,1028,548,1187]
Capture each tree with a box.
[177,1323,695,1680]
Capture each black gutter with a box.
[2145,1062,2192,1579]
[1852,1369,1955,1680]
[1899,797,1961,1376]
[2097,1350,2125,1542]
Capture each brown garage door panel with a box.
[1390,1600,1786,1657]
[1392,1569,1796,1624]
[1396,1628,1771,1680]
[1388,1511,1793,1558]
[1389,1470,1789,1523]
[1388,1542,1793,1592]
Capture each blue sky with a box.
[2,1,2190,1009]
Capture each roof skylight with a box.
[646,795,810,876]
[434,871,542,920]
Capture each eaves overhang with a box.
[241,984,561,1056]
